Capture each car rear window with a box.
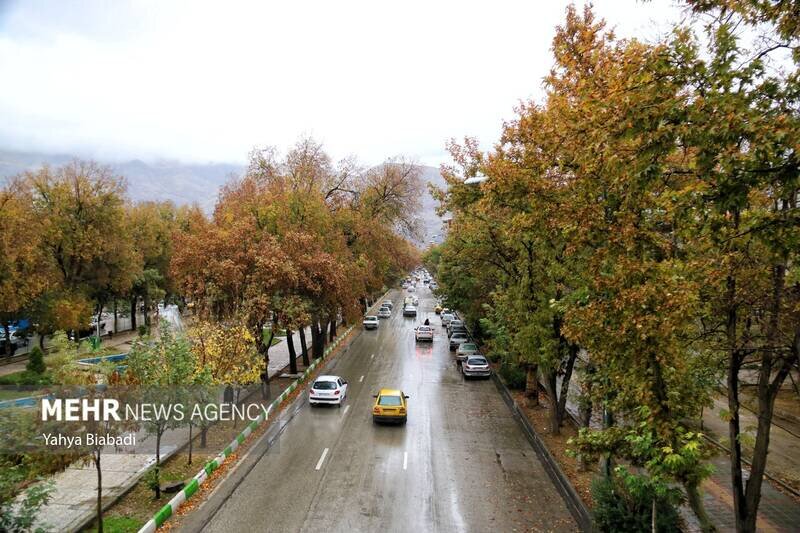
[418,326,431,332]
[467,357,488,365]
[378,395,402,406]
[313,381,337,390]
[460,343,477,350]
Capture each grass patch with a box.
[85,515,144,533]
[0,369,52,387]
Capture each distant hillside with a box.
[0,149,446,244]
[0,149,242,211]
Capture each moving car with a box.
[456,342,479,362]
[309,375,349,405]
[462,355,491,378]
[412,296,419,306]
[377,307,391,318]
[415,325,434,342]
[449,331,469,351]
[372,388,409,424]
[434,304,442,314]
[441,313,455,327]
[382,301,394,310]
[403,305,417,317]
[363,316,379,329]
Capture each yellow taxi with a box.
[434,304,443,314]
[372,388,409,424]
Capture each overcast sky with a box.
[0,0,685,167]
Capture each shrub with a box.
[499,361,526,389]
[137,325,148,337]
[26,347,46,374]
[592,469,682,533]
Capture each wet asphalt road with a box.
[192,285,577,533]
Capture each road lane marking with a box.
[315,448,329,470]
[359,375,364,382]
[403,451,408,470]
[343,405,350,415]
[370,354,374,359]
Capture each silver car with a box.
[449,331,469,351]
[462,355,491,378]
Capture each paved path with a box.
[23,324,314,532]
[183,287,578,533]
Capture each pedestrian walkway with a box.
[694,394,800,532]
[20,326,319,533]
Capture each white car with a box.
[415,325,434,342]
[403,305,417,317]
[363,316,379,329]
[412,296,419,306]
[377,308,391,318]
[441,313,455,326]
[309,375,348,406]
[462,356,491,378]
[408,285,416,292]
[382,301,394,310]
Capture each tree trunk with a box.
[257,321,274,400]
[329,313,337,342]
[188,423,193,465]
[544,369,561,435]
[524,364,539,407]
[155,430,162,499]
[299,327,310,366]
[311,318,324,359]
[287,328,298,374]
[200,425,208,448]
[556,344,579,428]
[742,264,791,533]
[686,481,715,532]
[143,291,151,329]
[2,321,12,357]
[95,452,103,533]
[113,300,118,334]
[130,296,138,330]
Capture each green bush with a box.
[26,347,46,374]
[499,362,526,389]
[592,470,682,533]
[137,325,148,337]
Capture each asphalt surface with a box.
[188,285,578,533]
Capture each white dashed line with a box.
[343,405,350,415]
[359,375,364,382]
[315,448,329,470]
[403,451,408,470]
[370,354,374,359]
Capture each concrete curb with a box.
[137,324,356,533]
[491,372,593,533]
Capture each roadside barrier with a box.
[137,324,355,533]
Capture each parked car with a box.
[382,301,394,310]
[449,324,467,337]
[441,313,455,327]
[407,285,416,292]
[449,331,470,351]
[309,375,348,406]
[363,316,379,329]
[377,308,391,318]
[403,305,417,317]
[447,319,464,336]
[456,342,479,362]
[462,355,491,378]
[372,388,409,424]
[412,296,419,306]
[415,325,434,342]
[434,304,442,314]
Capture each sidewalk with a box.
[694,393,800,532]
[22,327,315,533]
[552,363,800,531]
